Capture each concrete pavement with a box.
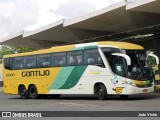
[0,87,3,92]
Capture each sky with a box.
[0,0,126,39]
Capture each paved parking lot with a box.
[0,87,3,92]
[0,89,160,120]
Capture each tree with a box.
[0,45,35,63]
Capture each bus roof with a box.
[97,41,144,50]
[4,41,144,58]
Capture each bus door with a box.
[147,52,160,89]
[111,54,131,94]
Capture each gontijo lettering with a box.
[22,70,50,77]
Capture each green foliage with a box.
[0,45,36,63]
[0,46,14,57]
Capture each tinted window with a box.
[102,47,120,70]
[67,51,83,66]
[4,58,10,69]
[24,56,36,69]
[84,49,102,65]
[53,53,66,66]
[113,58,126,77]
[102,47,120,53]
[37,54,51,68]
[13,57,24,70]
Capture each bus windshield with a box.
[101,48,153,81]
[126,50,146,73]
[125,50,153,80]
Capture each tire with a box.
[120,95,129,99]
[19,86,29,99]
[97,84,107,100]
[29,85,39,99]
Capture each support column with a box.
[154,32,160,60]
[154,32,160,90]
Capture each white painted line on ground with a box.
[57,102,98,107]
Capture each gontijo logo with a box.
[112,87,124,94]
[22,70,50,77]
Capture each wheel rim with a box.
[30,88,36,97]
[20,88,27,96]
[98,86,103,97]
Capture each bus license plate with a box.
[143,89,148,92]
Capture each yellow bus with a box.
[2,41,159,100]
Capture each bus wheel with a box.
[97,84,107,100]
[29,85,39,99]
[19,86,29,99]
[120,95,129,99]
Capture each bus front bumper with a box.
[127,85,154,95]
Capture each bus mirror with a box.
[148,53,159,65]
[112,53,131,66]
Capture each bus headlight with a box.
[125,80,136,86]
[131,89,135,93]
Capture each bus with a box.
[0,64,2,86]
[2,41,159,100]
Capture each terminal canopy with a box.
[0,0,160,49]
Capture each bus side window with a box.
[113,57,126,77]
[13,57,24,70]
[4,58,10,69]
[98,57,103,64]
[53,52,66,67]
[84,49,103,66]
[67,51,83,66]
[24,56,36,69]
[37,54,51,68]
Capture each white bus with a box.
[3,41,159,100]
